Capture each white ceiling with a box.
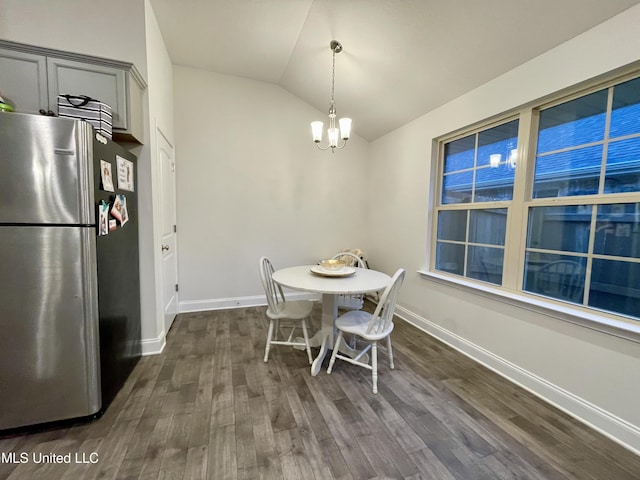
[150,0,640,141]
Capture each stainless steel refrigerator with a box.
[0,112,141,430]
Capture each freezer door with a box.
[0,113,94,225]
[0,226,101,430]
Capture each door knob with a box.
[161,244,169,251]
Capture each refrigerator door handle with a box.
[80,227,101,412]
[76,122,96,225]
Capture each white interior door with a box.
[158,128,178,333]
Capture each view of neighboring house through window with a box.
[436,119,518,286]
[433,74,640,323]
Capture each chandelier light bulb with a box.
[508,148,518,169]
[339,117,352,140]
[311,121,324,143]
[328,127,339,147]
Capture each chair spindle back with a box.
[259,257,285,314]
[366,269,405,336]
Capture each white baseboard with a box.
[147,293,318,356]
[394,304,640,456]
[178,292,321,313]
[140,330,166,356]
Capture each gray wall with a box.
[368,5,640,453]
[172,66,370,311]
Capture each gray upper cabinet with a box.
[0,41,145,144]
[0,47,48,114]
[48,58,127,128]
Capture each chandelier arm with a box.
[315,138,348,152]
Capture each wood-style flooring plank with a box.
[232,385,257,473]
[285,427,322,480]
[284,385,339,479]
[302,372,377,480]
[207,424,237,480]
[1,302,640,479]
[248,394,284,478]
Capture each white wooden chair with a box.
[331,252,367,311]
[327,269,405,394]
[535,259,585,303]
[259,257,314,364]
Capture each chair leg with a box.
[371,341,378,394]
[327,332,343,374]
[387,335,394,370]
[302,319,313,365]
[264,320,274,363]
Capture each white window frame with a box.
[423,68,640,342]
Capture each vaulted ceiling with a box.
[149,0,640,141]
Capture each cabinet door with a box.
[47,57,128,130]
[0,48,48,114]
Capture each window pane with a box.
[437,210,467,242]
[590,259,640,318]
[442,171,473,204]
[594,203,640,258]
[523,253,586,304]
[475,167,514,201]
[533,145,602,198]
[537,89,607,154]
[467,246,503,285]
[477,120,519,167]
[527,206,591,253]
[610,77,640,138]
[435,242,465,275]
[469,209,507,245]
[604,137,640,194]
[444,135,475,173]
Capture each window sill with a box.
[417,269,640,344]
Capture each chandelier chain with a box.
[331,47,336,106]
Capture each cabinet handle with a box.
[161,244,169,252]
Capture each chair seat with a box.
[267,299,314,321]
[335,310,394,341]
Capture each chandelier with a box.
[311,40,352,153]
[489,146,518,169]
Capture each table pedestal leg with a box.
[310,334,329,376]
[309,294,337,376]
[300,327,326,348]
[296,294,370,375]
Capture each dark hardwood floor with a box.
[1,302,639,479]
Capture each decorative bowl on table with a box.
[311,259,356,277]
[319,259,347,271]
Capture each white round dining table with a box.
[272,265,391,376]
